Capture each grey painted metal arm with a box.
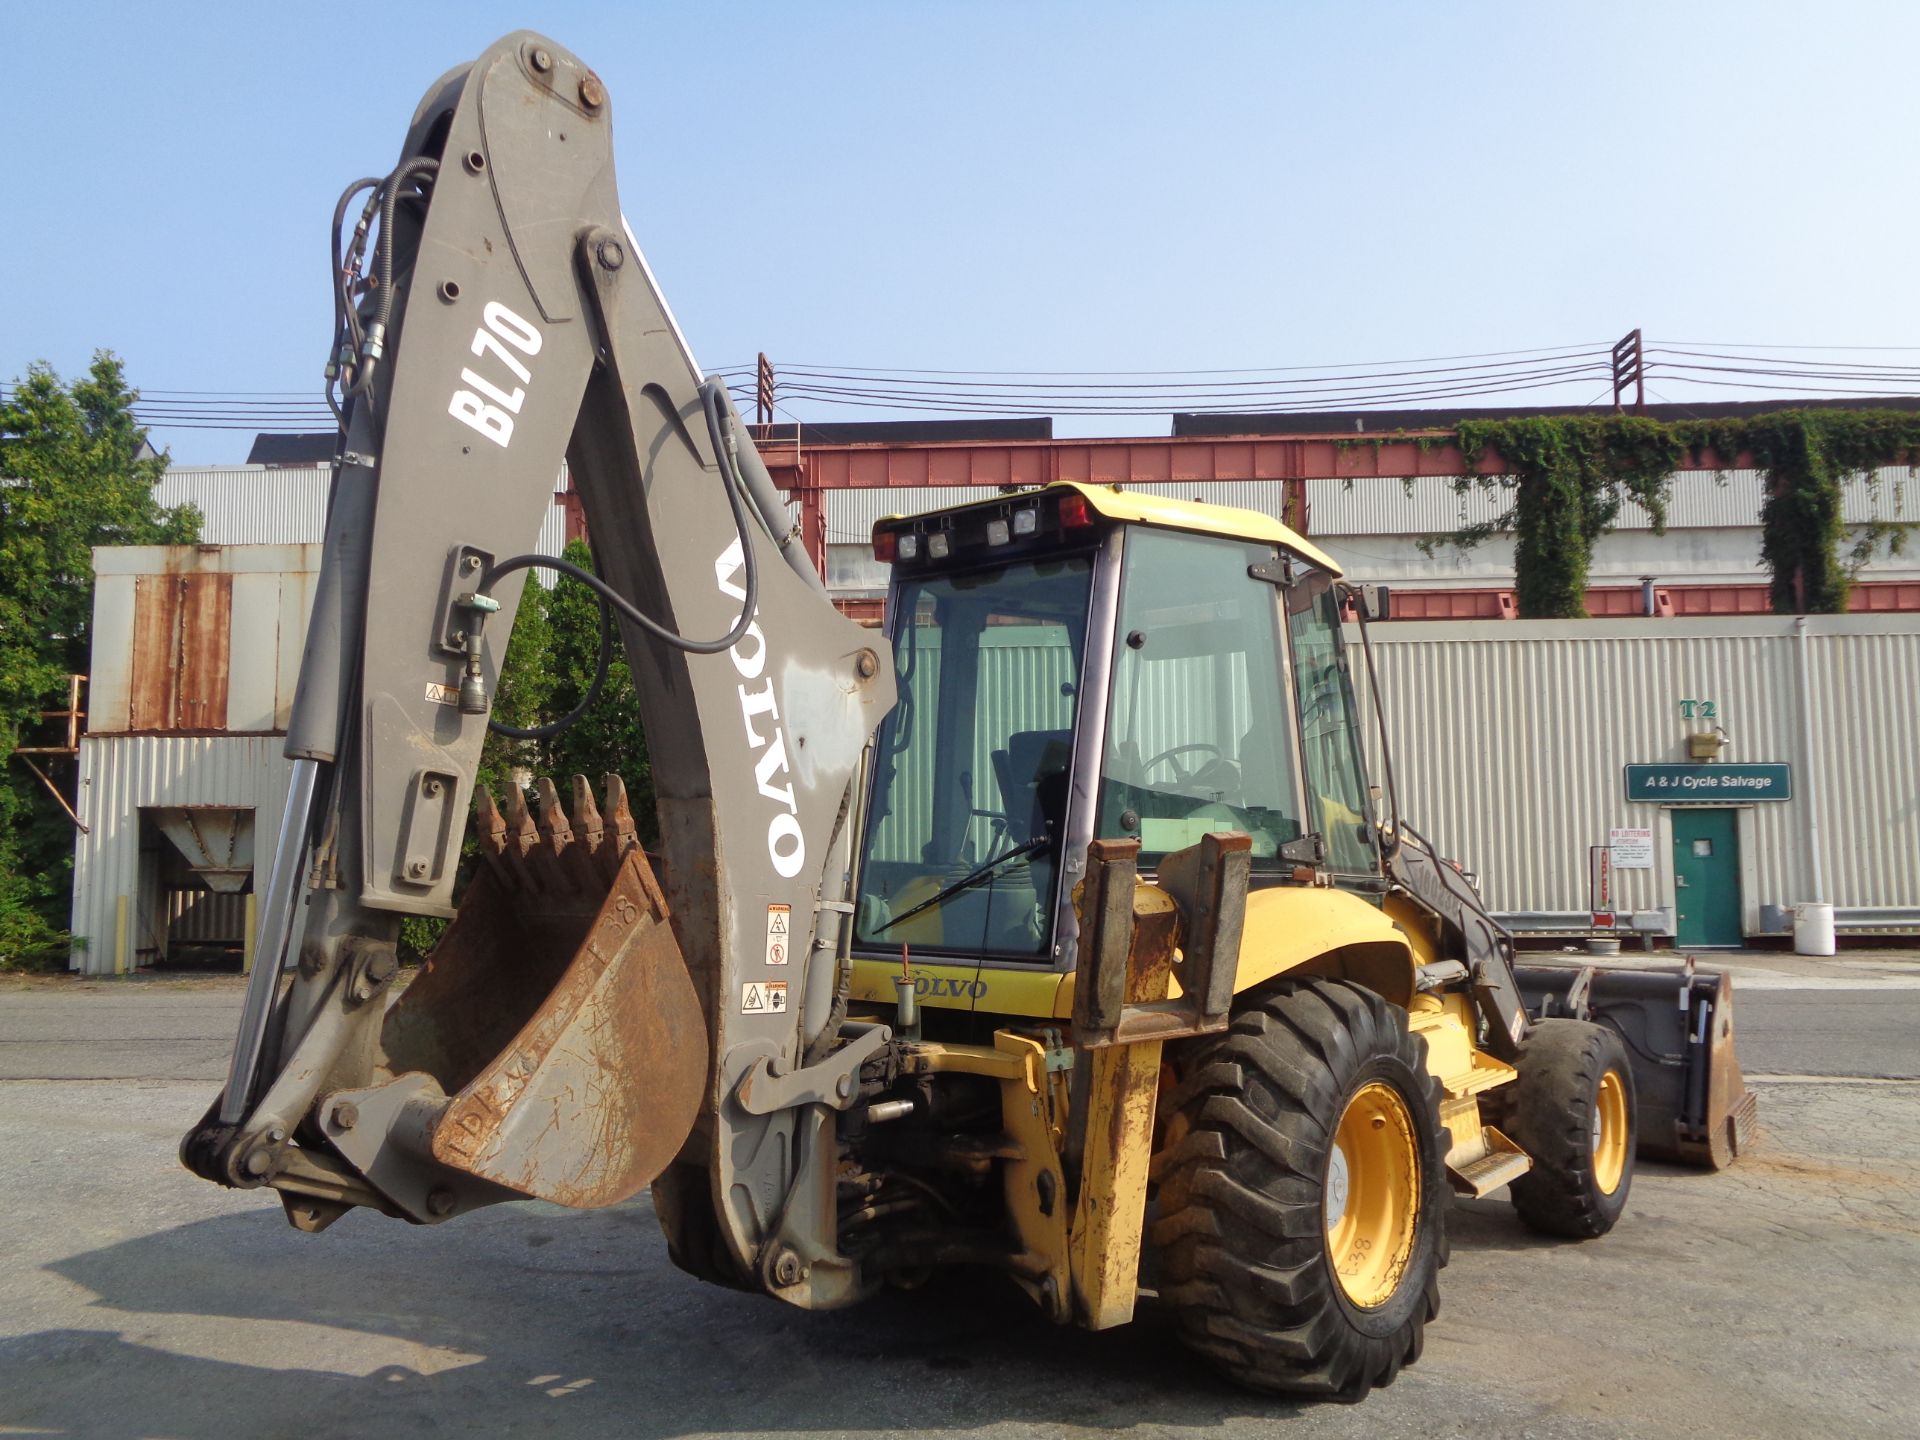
[187,32,894,1305]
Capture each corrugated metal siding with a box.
[166,889,249,946]
[536,498,567,567]
[1348,616,1920,926]
[155,468,332,544]
[69,734,296,974]
[155,464,573,560]
[1309,466,1915,536]
[1805,629,1920,909]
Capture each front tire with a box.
[1153,979,1448,1400]
[1500,1019,1636,1239]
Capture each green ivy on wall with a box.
[1682,410,1920,614]
[1438,416,1683,618]
[1402,409,1919,618]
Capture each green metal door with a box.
[1672,808,1741,948]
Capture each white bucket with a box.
[1793,902,1836,957]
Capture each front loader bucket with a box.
[378,776,708,1207]
[1513,959,1756,1169]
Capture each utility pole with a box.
[1611,329,1645,412]
[755,352,775,427]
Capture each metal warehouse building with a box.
[69,545,318,974]
[63,431,1920,971]
[1354,614,1920,944]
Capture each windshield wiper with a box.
[876,832,1051,934]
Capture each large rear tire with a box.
[1153,979,1448,1400]
[1500,1018,1636,1240]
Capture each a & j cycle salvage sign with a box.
[1623,763,1792,803]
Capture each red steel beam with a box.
[764,433,1750,488]
[758,432,1753,573]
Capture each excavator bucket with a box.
[377,776,709,1207]
[1513,959,1756,1169]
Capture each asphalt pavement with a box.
[1,956,1916,1439]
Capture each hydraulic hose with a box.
[478,378,762,735]
[485,592,615,741]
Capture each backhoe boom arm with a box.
[183,32,894,1308]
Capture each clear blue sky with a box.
[4,1,1917,463]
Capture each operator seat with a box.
[990,729,1073,846]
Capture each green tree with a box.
[542,538,654,842]
[476,570,554,798]
[0,355,200,968]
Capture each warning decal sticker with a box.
[765,903,791,966]
[741,981,789,1014]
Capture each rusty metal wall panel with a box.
[68,734,294,975]
[126,574,175,731]
[1348,615,1920,931]
[90,545,324,735]
[127,571,233,732]
[176,571,232,731]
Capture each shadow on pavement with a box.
[5,1200,1314,1438]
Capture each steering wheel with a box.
[1142,742,1224,786]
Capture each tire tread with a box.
[1154,979,1448,1399]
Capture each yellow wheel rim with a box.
[1593,1070,1629,1195]
[1324,1082,1420,1309]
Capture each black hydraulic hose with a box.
[478,379,764,738]
[477,381,760,656]
[340,157,441,409]
[325,177,380,425]
[371,156,440,342]
[486,592,615,741]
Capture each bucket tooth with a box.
[564,775,610,890]
[600,774,637,882]
[532,777,581,892]
[474,784,508,863]
[502,783,542,891]
[571,775,604,848]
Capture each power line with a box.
[713,340,1617,377]
[13,336,1920,434]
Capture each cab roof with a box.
[1054,481,1341,574]
[894,481,1342,576]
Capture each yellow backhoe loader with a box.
[182,31,1753,1400]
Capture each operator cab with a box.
[853,482,1380,979]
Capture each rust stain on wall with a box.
[129,571,232,732]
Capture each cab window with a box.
[1287,568,1377,874]
[1096,528,1303,866]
